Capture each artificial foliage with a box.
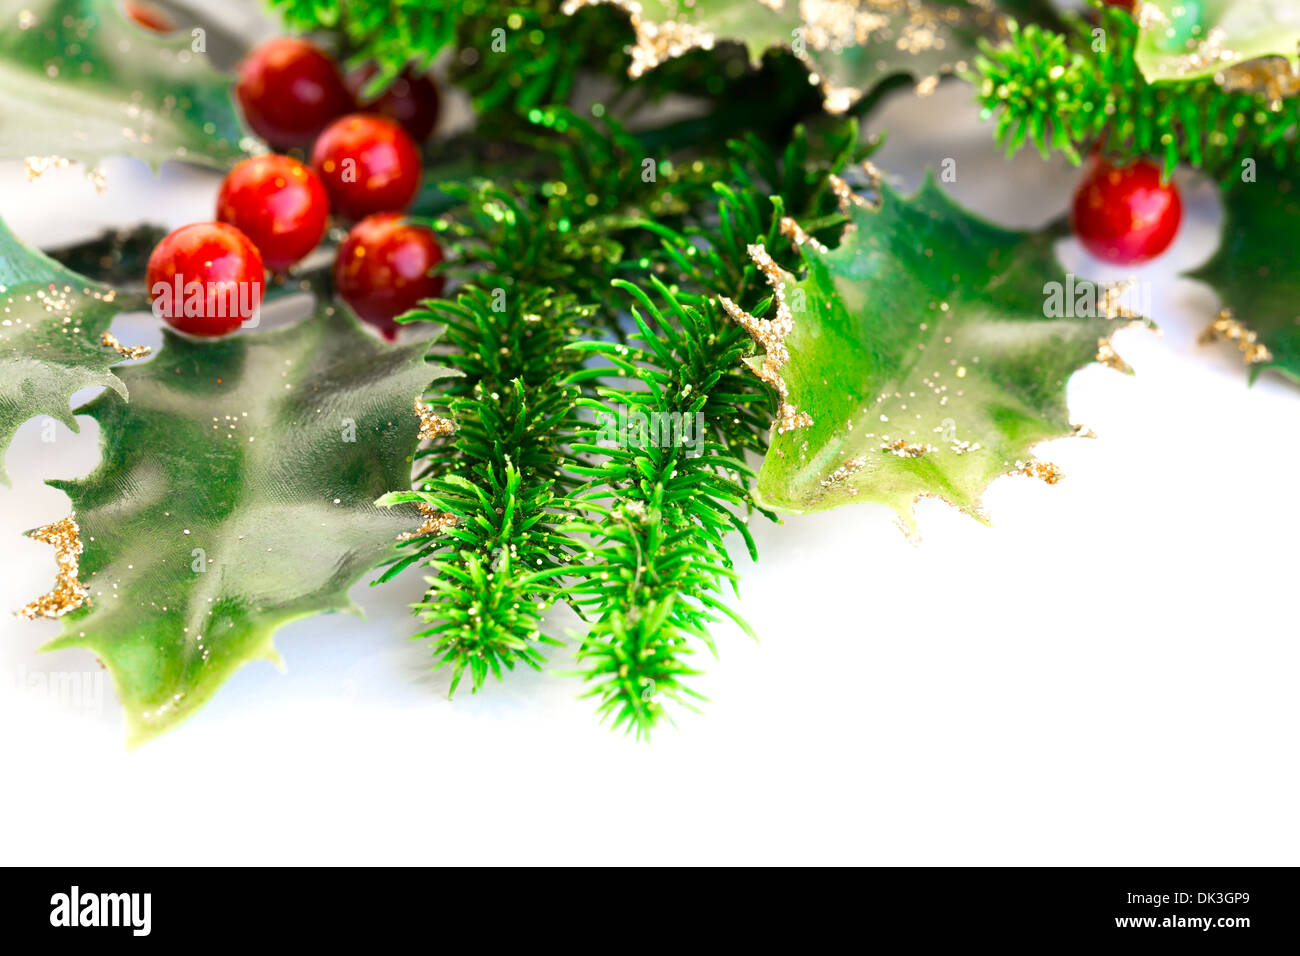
[563,0,1069,113]
[5,0,1300,741]
[737,173,1142,530]
[376,111,861,730]
[0,217,145,485]
[1191,172,1300,383]
[44,304,453,743]
[1133,0,1300,85]
[972,3,1300,179]
[0,0,250,171]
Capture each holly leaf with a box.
[1190,174,1300,382]
[562,0,1053,112]
[33,304,457,744]
[0,216,147,485]
[724,174,1143,531]
[0,0,250,171]
[1134,0,1300,88]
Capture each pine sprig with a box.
[557,125,868,735]
[565,279,768,735]
[375,280,588,693]
[376,109,708,695]
[971,4,1300,179]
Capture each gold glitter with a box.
[827,173,876,215]
[1015,460,1061,485]
[882,439,934,458]
[720,242,813,434]
[24,155,71,181]
[1099,279,1139,320]
[16,515,89,619]
[1217,58,1300,105]
[1072,424,1097,439]
[561,0,718,78]
[397,502,458,541]
[100,331,151,360]
[821,455,866,487]
[1198,308,1272,365]
[415,397,456,440]
[564,0,1007,114]
[1095,337,1130,373]
[778,214,828,252]
[1147,21,1240,78]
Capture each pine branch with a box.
[559,124,869,735]
[377,110,721,694]
[971,4,1300,179]
[564,278,768,736]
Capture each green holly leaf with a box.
[562,0,1052,113]
[1190,175,1300,383]
[0,216,147,486]
[0,0,250,171]
[1134,0,1300,86]
[33,304,457,744]
[724,175,1143,531]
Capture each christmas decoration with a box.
[145,222,265,337]
[1071,158,1182,264]
[6,0,1300,742]
[311,114,422,219]
[217,155,330,271]
[235,36,353,148]
[1191,172,1300,382]
[0,217,145,485]
[0,0,248,172]
[40,305,454,743]
[334,212,445,340]
[122,0,175,33]
[972,4,1300,179]
[347,64,441,141]
[738,173,1146,531]
[1133,0,1300,86]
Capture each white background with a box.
[1,6,1298,865]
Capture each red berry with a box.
[1071,159,1182,265]
[216,155,329,271]
[334,213,444,340]
[312,114,421,220]
[122,0,175,32]
[147,223,265,338]
[235,38,352,149]
[346,65,441,142]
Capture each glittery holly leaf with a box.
[1134,0,1300,91]
[562,0,1054,113]
[726,173,1143,531]
[0,217,148,486]
[0,0,250,174]
[1190,175,1300,382]
[35,304,457,744]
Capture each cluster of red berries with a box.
[145,37,446,340]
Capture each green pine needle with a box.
[971,4,1300,180]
